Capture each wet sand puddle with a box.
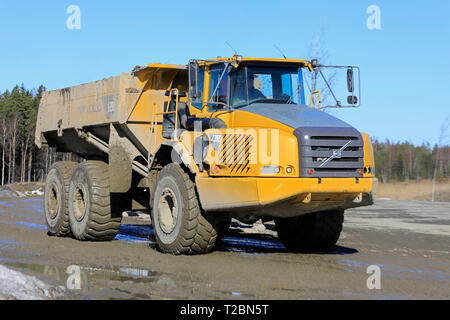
[0,238,18,250]
[0,257,256,300]
[1,220,260,299]
[1,258,172,299]
[339,257,450,283]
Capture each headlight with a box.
[261,166,280,175]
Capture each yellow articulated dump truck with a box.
[36,56,377,255]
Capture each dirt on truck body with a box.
[35,56,377,255]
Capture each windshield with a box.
[230,66,304,108]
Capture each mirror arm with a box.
[317,67,340,106]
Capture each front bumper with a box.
[196,176,377,217]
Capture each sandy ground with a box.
[377,179,450,202]
[0,196,449,300]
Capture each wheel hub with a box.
[158,188,178,234]
[73,183,87,222]
[47,183,59,219]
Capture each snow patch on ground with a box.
[17,189,44,197]
[0,264,65,300]
[0,186,43,199]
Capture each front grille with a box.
[294,126,364,178]
[217,134,253,174]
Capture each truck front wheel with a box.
[68,161,122,241]
[151,163,219,255]
[275,210,344,252]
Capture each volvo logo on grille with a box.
[332,149,342,159]
[319,140,352,167]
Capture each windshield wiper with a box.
[232,103,250,109]
[233,98,288,109]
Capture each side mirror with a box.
[347,68,354,93]
[189,60,200,99]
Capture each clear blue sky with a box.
[0,0,449,146]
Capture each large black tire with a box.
[68,161,123,241]
[275,210,344,252]
[151,163,220,255]
[44,161,77,237]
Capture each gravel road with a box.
[0,197,448,299]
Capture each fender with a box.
[151,140,200,175]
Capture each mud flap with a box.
[109,145,132,193]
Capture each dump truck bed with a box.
[35,73,140,148]
[35,63,188,164]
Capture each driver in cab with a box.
[231,73,265,106]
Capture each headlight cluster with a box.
[260,166,295,175]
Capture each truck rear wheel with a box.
[44,161,77,237]
[151,163,219,255]
[68,161,122,241]
[275,210,344,252]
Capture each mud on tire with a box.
[151,163,221,255]
[68,161,122,241]
[275,210,344,252]
[44,161,77,237]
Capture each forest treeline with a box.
[0,85,449,185]
[372,140,449,183]
[0,84,79,185]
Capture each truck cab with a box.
[149,56,377,253]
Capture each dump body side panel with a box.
[35,64,187,152]
[35,73,141,148]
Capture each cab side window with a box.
[208,65,228,112]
